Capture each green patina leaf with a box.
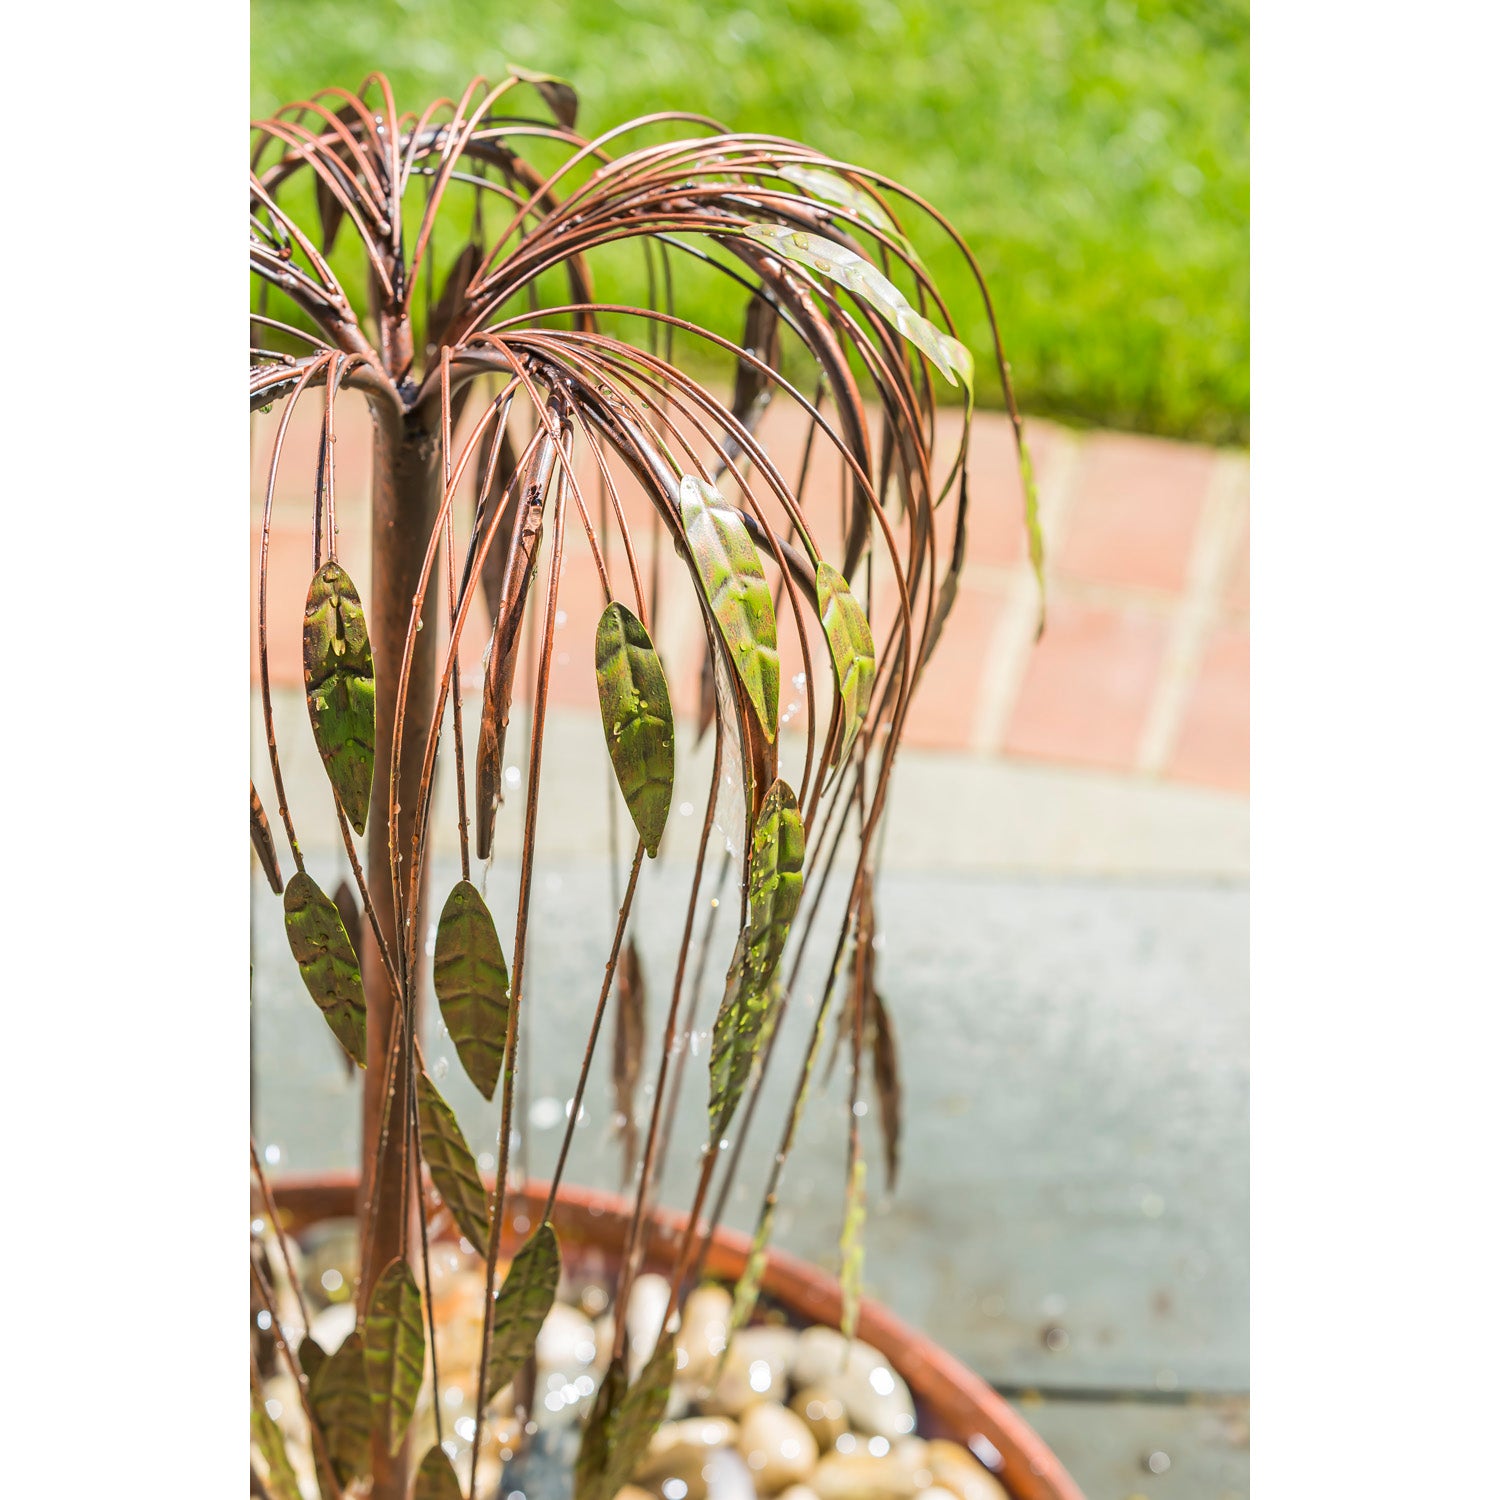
[726,1209,773,1353]
[742,223,973,393]
[575,1334,677,1500]
[726,971,833,1351]
[413,1444,464,1500]
[250,781,283,894]
[868,990,903,1191]
[839,1154,867,1343]
[365,1257,426,1458]
[612,937,646,1188]
[284,871,367,1067]
[709,780,805,1142]
[778,163,899,234]
[298,1335,327,1387]
[595,603,675,857]
[303,561,375,835]
[485,1222,560,1397]
[575,1354,627,1500]
[614,1333,679,1484]
[433,880,510,1101]
[509,65,579,129]
[815,563,876,768]
[415,1071,491,1251]
[677,475,780,741]
[1018,432,1046,633]
[308,1330,372,1489]
[250,1380,301,1500]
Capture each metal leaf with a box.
[777,163,903,240]
[365,1257,426,1457]
[299,1335,327,1388]
[303,560,376,836]
[678,474,779,740]
[727,986,832,1350]
[711,292,782,484]
[476,480,545,860]
[615,1333,679,1483]
[413,1444,464,1500]
[485,1222,561,1396]
[477,426,520,626]
[574,1354,627,1500]
[250,782,283,894]
[733,291,781,431]
[331,879,361,954]
[708,780,805,1142]
[595,603,675,858]
[612,938,645,1188]
[727,1208,773,1347]
[1019,431,1046,631]
[283,871,367,1067]
[331,880,362,1079]
[308,1329,372,1489]
[509,65,579,129]
[742,223,972,392]
[867,990,903,1191]
[429,241,481,349]
[251,1381,300,1500]
[815,562,876,767]
[433,880,510,1101]
[415,1070,491,1250]
[575,1334,676,1500]
[839,1155,867,1342]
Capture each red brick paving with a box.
[252,400,1249,795]
[1056,431,1215,593]
[1222,514,1251,618]
[1169,624,1250,791]
[1004,599,1172,772]
[897,577,1009,752]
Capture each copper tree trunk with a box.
[362,403,442,1499]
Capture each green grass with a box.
[252,0,1248,445]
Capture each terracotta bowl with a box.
[265,1173,1083,1500]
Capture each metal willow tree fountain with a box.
[249,70,1041,1500]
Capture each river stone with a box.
[790,1386,851,1451]
[891,1438,934,1485]
[809,1451,922,1500]
[678,1284,733,1384]
[699,1332,798,1422]
[307,1299,356,1354]
[625,1273,674,1377]
[704,1445,759,1500]
[924,1440,1006,1500]
[792,1327,885,1389]
[791,1330,915,1439]
[536,1301,599,1380]
[834,1436,932,1484]
[261,1374,309,1450]
[636,1416,741,1500]
[737,1400,818,1495]
[736,1327,799,1384]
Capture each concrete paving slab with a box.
[254,842,1246,1396]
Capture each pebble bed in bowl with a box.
[258,1216,1010,1500]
